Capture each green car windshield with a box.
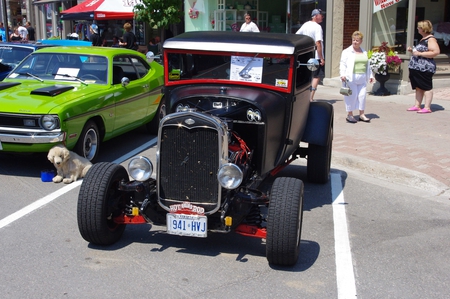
[9,53,108,84]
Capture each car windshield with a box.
[8,53,108,84]
[0,46,33,68]
[166,52,292,90]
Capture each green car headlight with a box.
[217,163,243,190]
[40,115,59,131]
[128,156,153,181]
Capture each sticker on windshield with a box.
[230,56,263,83]
[169,69,181,80]
[275,79,288,88]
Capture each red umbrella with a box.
[61,0,137,20]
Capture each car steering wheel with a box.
[80,74,100,81]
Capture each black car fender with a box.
[301,101,334,146]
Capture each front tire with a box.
[75,120,100,162]
[266,177,304,266]
[77,162,129,245]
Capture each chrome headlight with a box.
[40,115,58,131]
[217,163,243,190]
[128,156,153,181]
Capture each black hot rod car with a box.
[77,31,334,266]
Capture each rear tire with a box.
[77,162,129,245]
[266,177,304,266]
[307,126,332,184]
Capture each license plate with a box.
[166,213,207,238]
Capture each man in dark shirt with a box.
[119,22,137,50]
[89,24,101,46]
[25,22,35,41]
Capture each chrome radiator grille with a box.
[158,115,220,207]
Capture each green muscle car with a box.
[0,47,164,161]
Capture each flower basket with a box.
[388,64,400,74]
[369,42,401,76]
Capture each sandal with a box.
[417,108,432,114]
[407,106,420,111]
[346,115,357,123]
[359,115,370,122]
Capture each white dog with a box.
[47,145,92,184]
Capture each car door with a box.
[112,55,151,134]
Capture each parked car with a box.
[0,47,164,161]
[0,42,54,80]
[0,40,92,81]
[77,31,334,266]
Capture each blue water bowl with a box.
[41,170,55,182]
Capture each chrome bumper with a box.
[0,127,64,144]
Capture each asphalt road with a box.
[0,128,449,298]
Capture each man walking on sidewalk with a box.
[296,8,325,101]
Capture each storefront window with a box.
[6,0,28,28]
[290,0,317,34]
[372,0,450,55]
[372,1,407,54]
[45,4,54,38]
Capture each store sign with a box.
[373,0,402,13]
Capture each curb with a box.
[332,152,450,199]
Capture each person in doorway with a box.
[119,22,137,50]
[296,8,325,101]
[240,13,260,32]
[89,24,101,46]
[25,22,35,41]
[339,31,375,123]
[406,20,440,114]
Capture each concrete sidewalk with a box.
[316,85,450,197]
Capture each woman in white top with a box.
[240,14,260,32]
[340,31,375,123]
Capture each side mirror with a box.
[121,77,130,87]
[297,58,319,71]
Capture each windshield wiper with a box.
[17,72,44,82]
[52,73,88,86]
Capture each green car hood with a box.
[0,81,107,114]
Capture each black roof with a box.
[163,31,315,55]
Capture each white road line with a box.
[0,137,157,230]
[331,171,357,299]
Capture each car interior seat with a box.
[112,65,124,85]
